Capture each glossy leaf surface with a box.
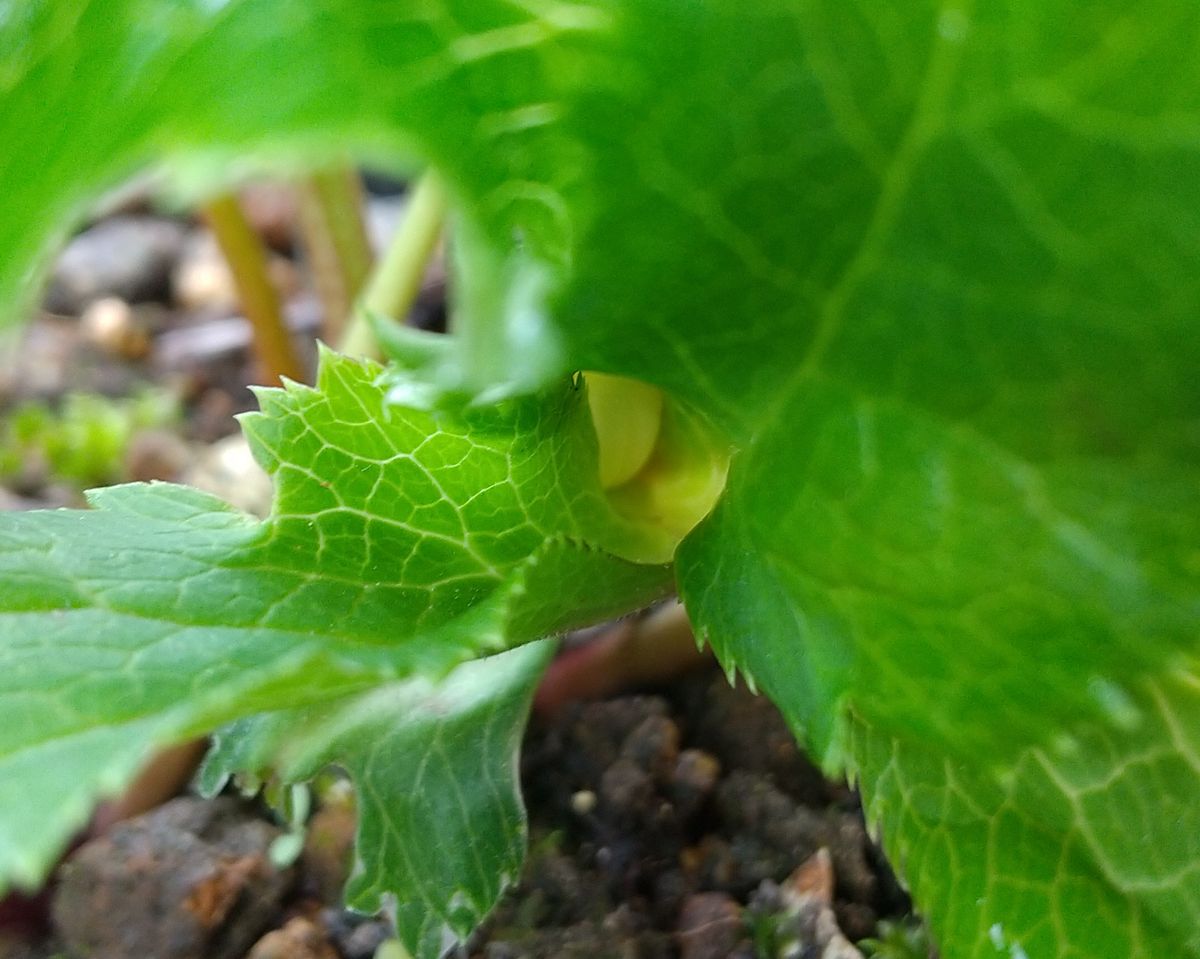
[1,2,1198,955]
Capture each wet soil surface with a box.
[476,669,910,958]
[4,666,915,959]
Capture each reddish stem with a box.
[535,601,711,715]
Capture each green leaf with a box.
[0,351,668,892]
[2,2,1199,956]
[850,669,1200,957]
[679,382,1198,767]
[200,641,554,959]
[657,7,1200,954]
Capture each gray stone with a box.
[45,216,187,314]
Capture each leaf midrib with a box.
[765,0,973,438]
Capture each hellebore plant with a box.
[0,3,1198,958]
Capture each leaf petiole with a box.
[339,171,447,359]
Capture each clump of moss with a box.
[0,388,177,492]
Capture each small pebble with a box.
[153,296,321,372]
[342,920,392,959]
[320,910,392,959]
[246,916,339,959]
[620,715,680,782]
[79,297,150,359]
[783,847,834,906]
[183,433,273,517]
[570,789,597,816]
[676,892,744,959]
[1,317,91,400]
[599,758,654,816]
[172,232,237,313]
[125,428,190,483]
[670,749,720,818]
[172,230,301,313]
[750,849,866,959]
[45,216,186,314]
[0,488,53,511]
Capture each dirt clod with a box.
[481,669,907,957]
[600,758,656,819]
[678,674,832,807]
[52,797,292,959]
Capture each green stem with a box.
[339,171,447,359]
[296,164,374,342]
[203,193,307,384]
